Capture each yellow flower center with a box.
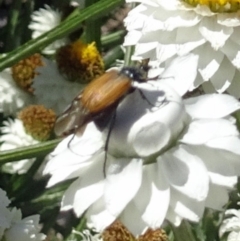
[182,0,240,12]
[18,105,56,141]
[56,40,105,84]
[11,53,44,93]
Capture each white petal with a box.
[187,145,240,180]
[44,123,104,187]
[134,41,159,57]
[124,30,142,46]
[180,119,239,145]
[205,183,229,210]
[61,158,105,217]
[170,189,205,222]
[184,94,240,119]
[86,197,116,232]
[207,136,240,156]
[209,172,237,189]
[133,163,170,229]
[119,202,147,236]
[210,57,235,93]
[217,13,240,27]
[227,71,240,99]
[160,54,199,96]
[104,158,142,216]
[160,145,209,201]
[163,9,201,30]
[194,43,223,81]
[175,26,206,55]
[165,207,182,227]
[221,38,240,69]
[199,17,233,50]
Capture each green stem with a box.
[124,45,134,66]
[103,45,124,68]
[0,139,61,164]
[0,0,124,71]
[170,220,197,241]
[84,0,102,50]
[4,0,22,51]
[101,29,126,47]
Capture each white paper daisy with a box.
[124,0,240,98]
[4,208,46,241]
[0,189,11,240]
[0,69,33,116]
[0,118,39,174]
[28,4,68,55]
[219,206,240,241]
[43,55,240,235]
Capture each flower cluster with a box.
[1,0,240,241]
[0,188,45,241]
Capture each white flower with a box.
[0,69,33,116]
[219,208,240,241]
[0,189,11,240]
[33,58,84,114]
[28,4,67,55]
[43,55,240,235]
[71,229,102,241]
[124,0,240,98]
[0,118,39,174]
[4,208,46,241]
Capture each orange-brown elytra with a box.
[54,60,150,137]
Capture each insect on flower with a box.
[54,59,151,137]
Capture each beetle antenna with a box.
[103,110,117,177]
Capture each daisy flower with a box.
[124,0,240,97]
[0,189,11,240]
[0,118,38,174]
[28,4,68,55]
[43,54,240,235]
[0,68,33,116]
[4,208,46,241]
[219,206,240,241]
[34,40,104,114]
[0,105,56,174]
[0,188,45,241]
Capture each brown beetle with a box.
[54,60,150,137]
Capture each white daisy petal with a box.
[86,197,116,232]
[160,54,199,96]
[180,119,239,145]
[105,158,142,216]
[133,163,170,229]
[61,159,105,217]
[170,189,204,222]
[119,202,147,236]
[205,183,229,210]
[160,145,209,201]
[184,94,240,119]
[28,5,67,54]
[199,17,233,50]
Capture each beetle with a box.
[54,60,150,137]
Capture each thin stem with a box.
[0,0,124,71]
[0,139,61,164]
